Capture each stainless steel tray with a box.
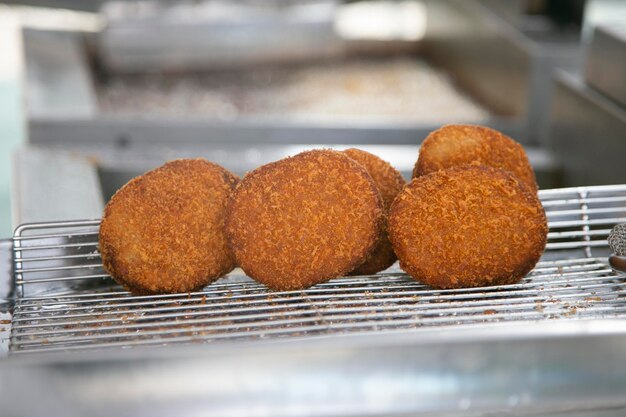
[7,184,626,354]
[2,184,626,416]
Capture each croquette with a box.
[226,150,384,290]
[389,165,547,289]
[99,159,239,295]
[413,124,538,192]
[342,148,406,275]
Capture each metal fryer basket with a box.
[8,184,626,355]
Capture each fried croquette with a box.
[226,150,384,290]
[389,165,547,289]
[99,159,239,295]
[342,148,406,275]
[413,124,538,192]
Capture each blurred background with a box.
[0,0,624,238]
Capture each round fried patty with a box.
[343,148,406,275]
[226,150,384,290]
[99,159,239,294]
[413,124,538,192]
[389,165,547,289]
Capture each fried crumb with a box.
[99,159,239,295]
[343,148,406,275]
[413,124,537,192]
[226,150,384,290]
[389,166,547,289]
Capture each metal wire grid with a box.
[9,184,626,354]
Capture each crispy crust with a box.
[389,165,547,289]
[342,148,406,275]
[413,124,538,192]
[226,149,384,290]
[99,159,239,295]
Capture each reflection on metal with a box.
[23,29,97,119]
[13,148,104,225]
[423,0,583,145]
[586,24,626,108]
[98,1,344,73]
[549,70,626,187]
[424,0,532,118]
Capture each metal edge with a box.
[538,184,626,197]
[6,317,626,363]
[554,70,626,121]
[27,115,524,146]
[12,218,24,299]
[2,319,626,416]
[13,219,101,237]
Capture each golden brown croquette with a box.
[413,124,538,192]
[99,159,239,295]
[226,150,384,290]
[342,148,406,275]
[389,165,547,289]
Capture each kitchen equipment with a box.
[10,0,582,227]
[98,0,343,73]
[19,1,571,147]
[1,183,626,417]
[548,23,626,187]
[585,24,626,108]
[6,183,626,353]
[1,184,626,414]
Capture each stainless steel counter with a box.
[2,319,626,417]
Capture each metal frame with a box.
[7,183,626,353]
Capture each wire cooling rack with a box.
[9,184,626,354]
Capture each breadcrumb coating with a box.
[226,150,384,290]
[413,124,538,192]
[343,148,406,275]
[389,165,547,289]
[99,159,239,295]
